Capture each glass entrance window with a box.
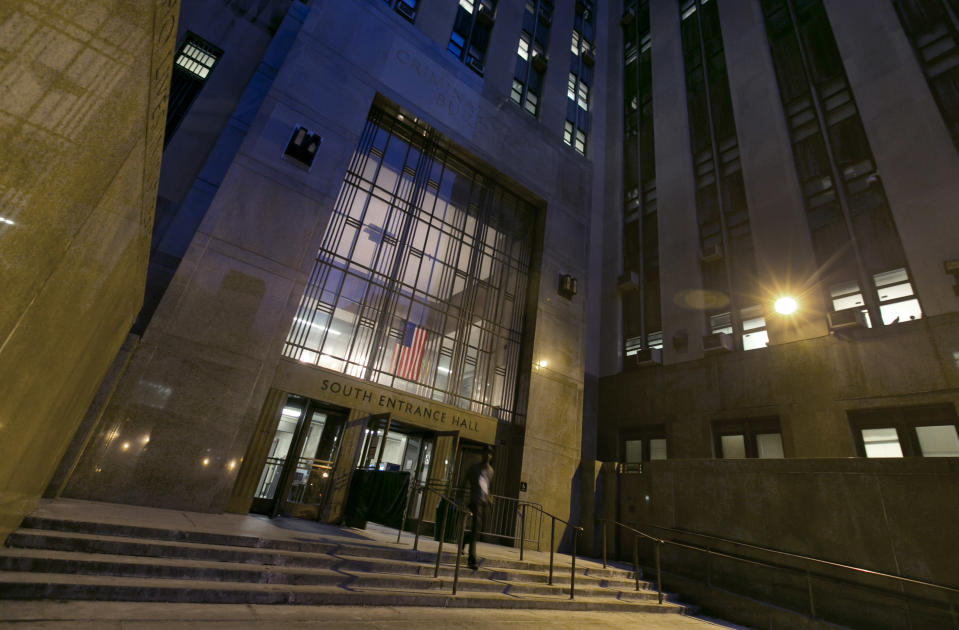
[283,103,535,425]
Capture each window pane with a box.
[649,438,667,460]
[742,329,769,351]
[625,439,643,463]
[720,434,746,458]
[879,298,922,325]
[916,425,959,457]
[756,433,784,458]
[862,427,904,458]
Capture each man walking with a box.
[463,446,493,570]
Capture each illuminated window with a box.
[850,405,959,457]
[714,417,784,459]
[622,425,667,470]
[511,1,553,117]
[165,33,222,146]
[449,0,497,75]
[284,104,535,424]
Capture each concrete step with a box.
[1,515,689,614]
[2,532,651,595]
[6,526,643,584]
[0,572,688,613]
[0,547,665,602]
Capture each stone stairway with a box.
[0,515,691,613]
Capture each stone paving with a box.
[0,601,749,629]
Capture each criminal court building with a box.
[4,0,959,624]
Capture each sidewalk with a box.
[0,601,748,629]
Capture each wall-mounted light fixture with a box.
[284,125,321,169]
[558,274,577,299]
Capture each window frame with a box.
[849,404,959,458]
[620,424,668,469]
[713,417,784,459]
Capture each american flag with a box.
[390,322,427,381]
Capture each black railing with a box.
[601,518,959,626]
[520,504,584,599]
[599,518,663,603]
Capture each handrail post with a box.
[548,516,555,585]
[434,496,450,578]
[601,520,607,569]
[453,509,468,595]
[398,480,412,544]
[570,528,577,600]
[519,503,526,562]
[806,568,816,619]
[413,485,426,551]
[656,540,663,605]
[633,535,639,592]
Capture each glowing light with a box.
[322,472,329,478]
[0,217,15,225]
[202,457,210,466]
[227,459,237,471]
[121,442,130,451]
[774,296,798,315]
[141,435,150,444]
[535,359,548,369]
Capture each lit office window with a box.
[511,1,553,117]
[850,405,959,457]
[622,426,667,470]
[861,428,904,458]
[761,0,913,330]
[621,0,659,365]
[165,33,222,146]
[873,268,922,325]
[740,305,769,351]
[680,0,760,352]
[284,105,535,424]
[565,0,595,155]
[449,0,497,75]
[714,418,784,458]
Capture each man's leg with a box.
[467,505,478,567]
[468,503,484,568]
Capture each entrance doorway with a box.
[251,395,348,519]
[355,414,438,487]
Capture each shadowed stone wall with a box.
[0,0,179,543]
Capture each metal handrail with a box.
[417,483,472,595]
[520,504,584,600]
[601,518,959,622]
[599,518,666,604]
[641,522,959,597]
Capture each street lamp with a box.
[774,296,798,315]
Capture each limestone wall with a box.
[0,0,179,543]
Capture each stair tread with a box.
[0,571,682,609]
[0,547,658,597]
[6,528,640,584]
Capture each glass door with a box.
[251,395,346,519]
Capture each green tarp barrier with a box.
[343,469,410,529]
